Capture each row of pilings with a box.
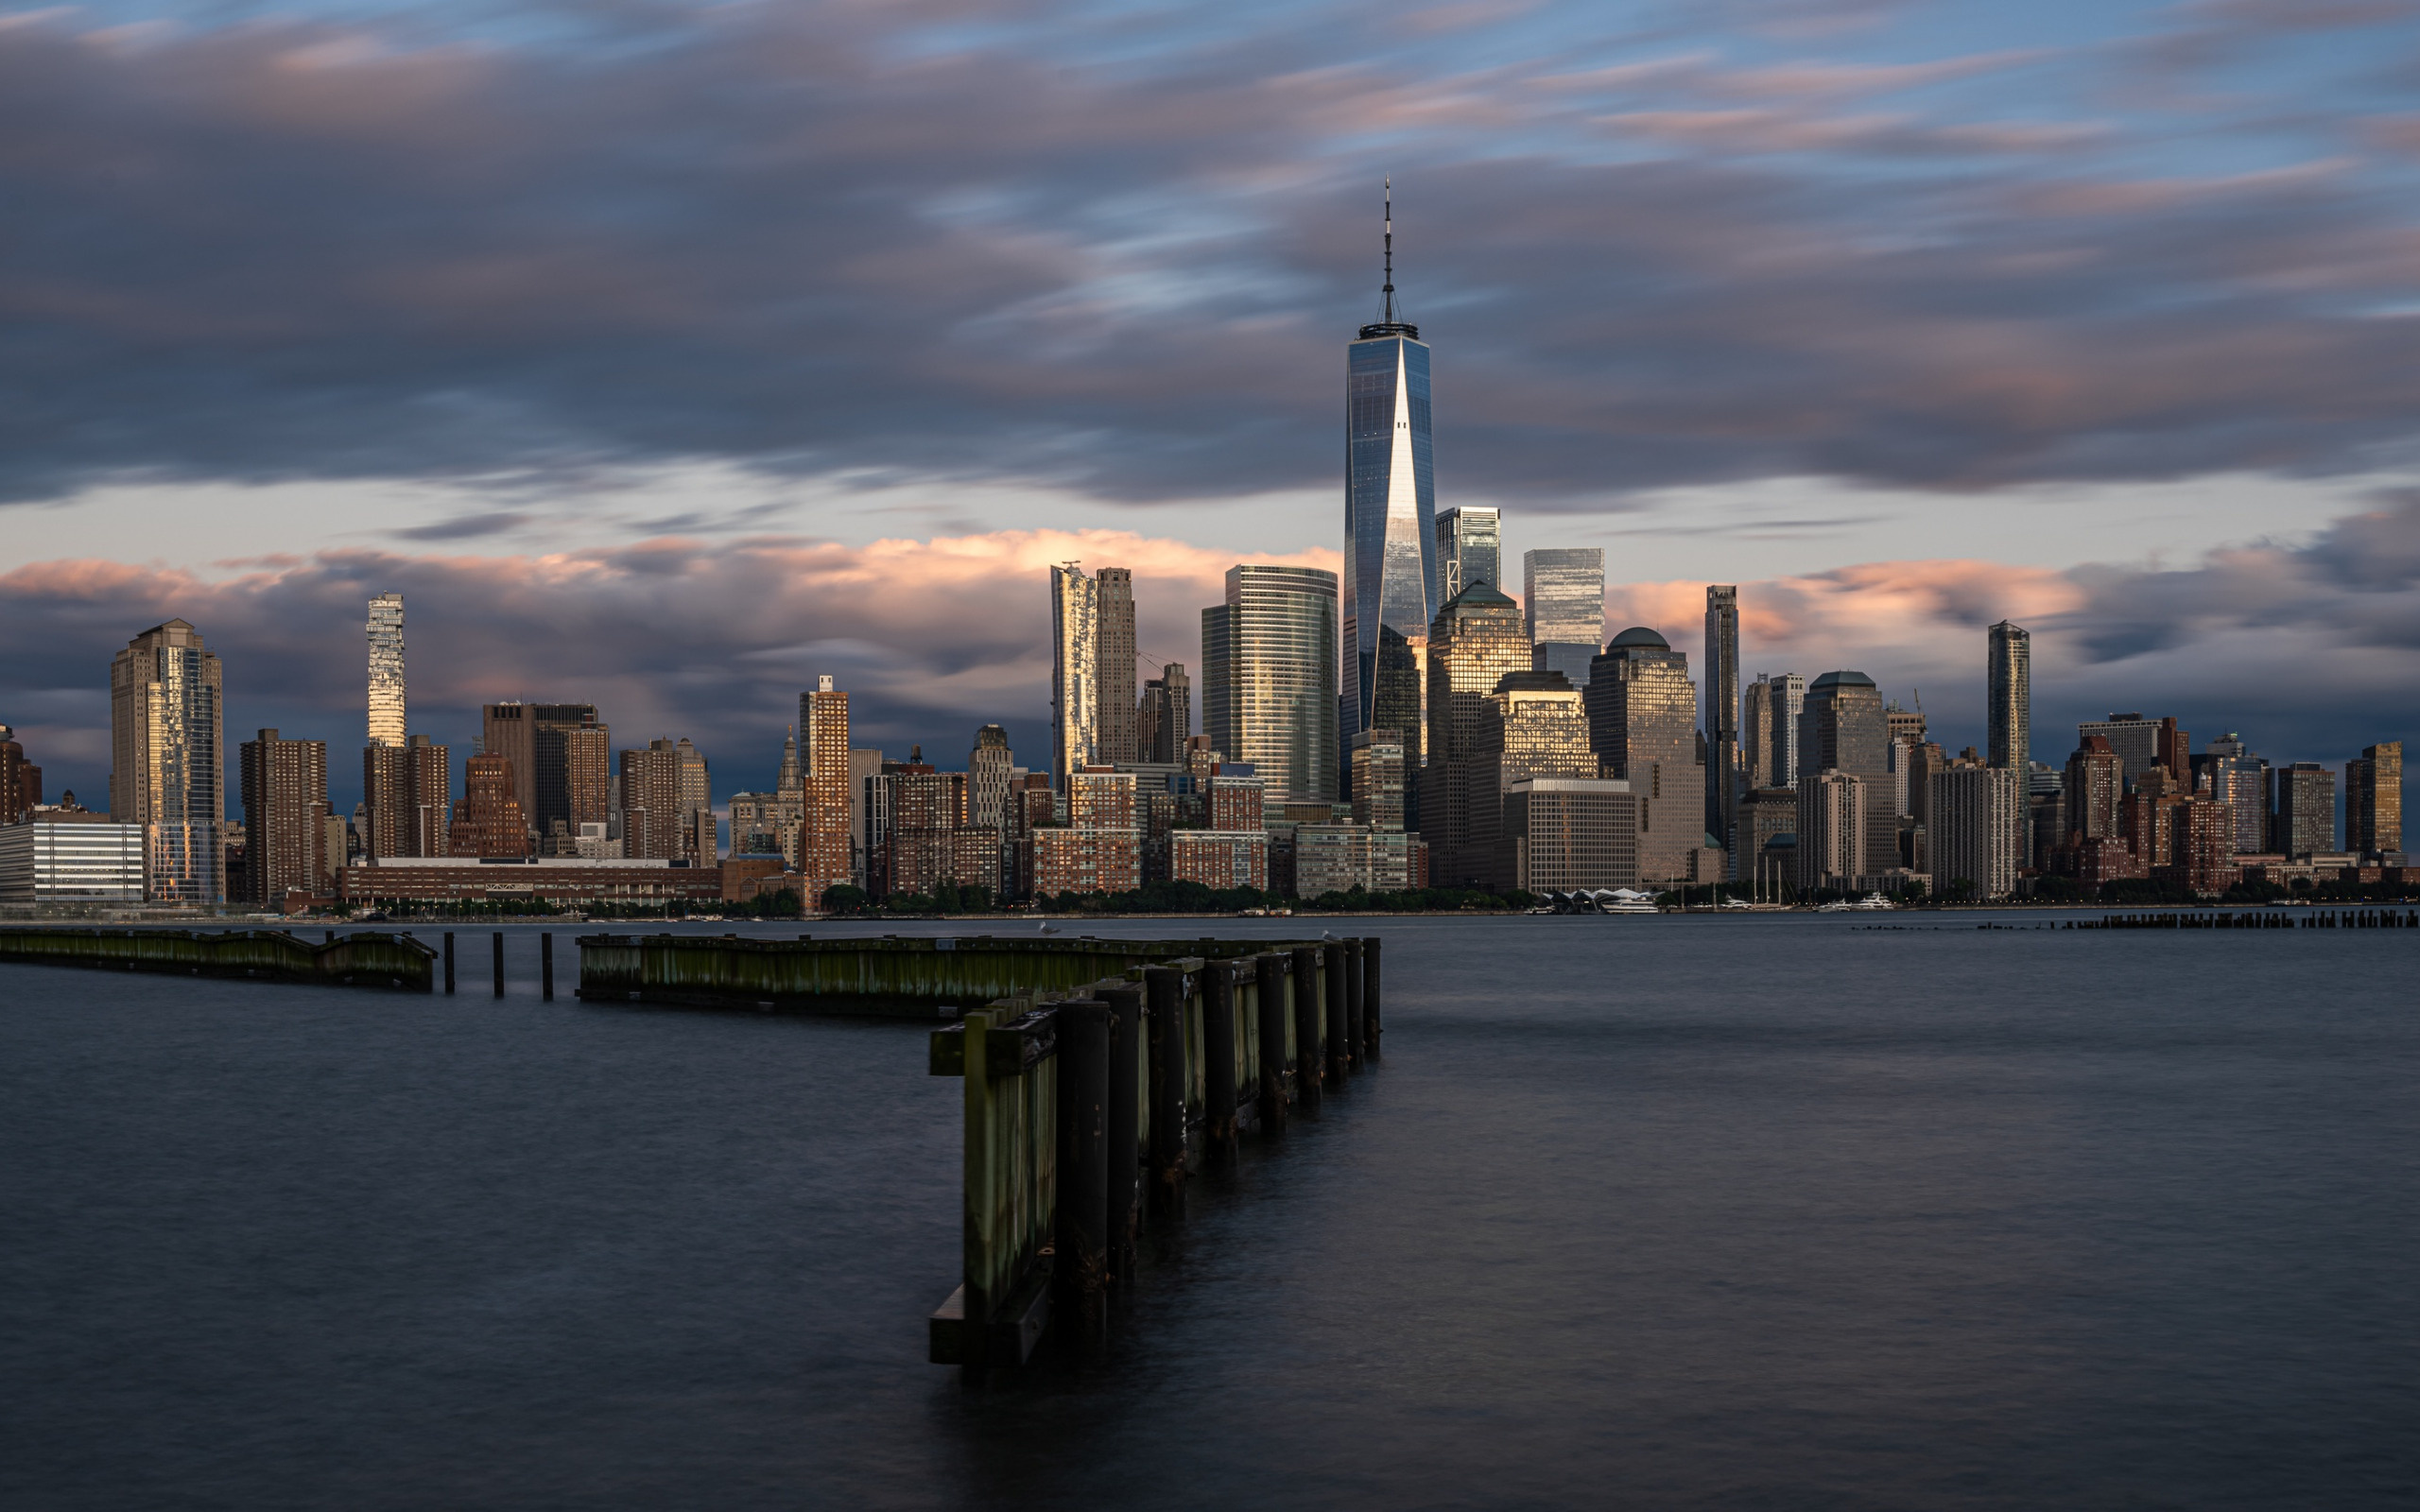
[2068,909,2417,930]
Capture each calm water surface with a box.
[3,915,2414,1509]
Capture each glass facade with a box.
[1704,586,1739,868]
[1987,620,2031,773]
[1344,334,1436,751]
[1799,670,1894,881]
[366,593,406,749]
[1049,564,1098,787]
[1584,629,1702,885]
[1524,548,1604,683]
[1437,507,1500,601]
[1202,566,1339,806]
[110,619,225,904]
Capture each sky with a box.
[4,0,2418,813]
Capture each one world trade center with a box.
[1342,180,1438,782]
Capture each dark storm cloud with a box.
[5,2,2420,507]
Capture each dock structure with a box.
[2069,909,2416,930]
[0,928,436,991]
[574,931,1322,1019]
[924,936,1383,1368]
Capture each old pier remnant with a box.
[0,928,436,991]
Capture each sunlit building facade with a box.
[1436,506,1500,601]
[366,593,406,750]
[1343,193,1436,768]
[1050,564,1098,788]
[1420,583,1530,888]
[111,618,226,904]
[1987,621,2031,774]
[1201,565,1339,806]
[1524,548,1604,685]
[2347,741,2402,856]
[1585,627,1703,886]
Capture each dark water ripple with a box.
[2,915,2413,1509]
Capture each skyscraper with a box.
[447,751,530,859]
[485,702,606,834]
[1704,586,1739,866]
[2077,713,2163,792]
[1343,182,1437,764]
[1584,627,1702,885]
[1136,663,1190,765]
[616,739,683,860]
[1050,564,1098,788]
[1201,565,1339,806]
[367,593,405,749]
[1741,673,1805,791]
[2347,741,2403,856]
[1524,548,1604,684]
[1987,621,2031,773]
[2196,733,2268,854]
[1437,507,1501,601]
[1420,583,1530,886]
[363,734,448,859]
[968,725,1013,833]
[2270,761,2336,857]
[238,730,329,906]
[1467,672,1596,888]
[111,619,226,903]
[1929,761,2023,902]
[1799,670,1893,884]
[1094,567,1137,766]
[800,676,853,904]
[0,724,40,822]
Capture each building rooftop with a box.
[1607,627,1668,650]
[1810,670,1876,690]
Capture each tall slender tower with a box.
[111,619,226,903]
[1523,549,1604,683]
[1344,180,1437,776]
[367,593,406,749]
[1050,564,1099,788]
[1094,567,1137,765]
[1202,566,1339,805]
[799,676,852,904]
[1704,586,1740,864]
[1987,621,2031,773]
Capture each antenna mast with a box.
[1382,177,1395,324]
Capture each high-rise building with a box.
[1136,663,1190,765]
[1928,761,2023,902]
[799,677,853,903]
[111,619,227,903]
[1201,565,1339,806]
[2077,713,2164,792]
[2154,717,2190,784]
[1884,700,1927,754]
[1343,182,1437,766]
[1524,548,1605,685]
[1050,564,1098,788]
[1094,567,1137,766]
[968,726,1013,833]
[1437,507,1501,601]
[1349,728,1406,831]
[1466,672,1596,889]
[482,703,537,817]
[846,747,885,883]
[616,740,684,859]
[1420,583,1530,887]
[1585,627,1702,886]
[1738,786,1798,897]
[2195,734,2268,854]
[0,724,40,823]
[448,751,531,859]
[1033,767,1141,896]
[1703,586,1739,868]
[1987,621,2030,773]
[1504,777,1640,892]
[484,702,607,833]
[2347,741,2402,856]
[2063,735,2126,846]
[367,593,406,749]
[2270,761,2336,857]
[1800,671,1893,883]
[0,800,146,908]
[238,730,329,906]
[1743,673,1805,791]
[1795,769,1866,894]
[363,734,448,859]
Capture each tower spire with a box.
[1381,176,1395,324]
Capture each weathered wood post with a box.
[492,932,505,997]
[959,1008,996,1366]
[1344,939,1364,1071]
[1289,944,1323,1115]
[1145,966,1187,1213]
[1100,982,1144,1278]
[1363,936,1381,1059]
[541,933,555,1000]
[1322,940,1349,1084]
[1054,999,1111,1330]
[1254,953,1288,1133]
[443,932,456,994]
[1202,961,1239,1158]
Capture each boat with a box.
[1594,888,1660,915]
[1815,900,1856,912]
[1852,893,1896,911]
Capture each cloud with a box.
[3,4,2420,511]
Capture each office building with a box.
[367,593,406,749]
[1171,828,1268,891]
[878,762,1000,901]
[1293,822,1413,897]
[799,677,853,904]
[2077,713,2164,792]
[1795,769,1867,894]
[1420,584,1530,887]
[1457,673,1597,888]
[2347,742,2402,856]
[1503,776,1639,891]
[615,739,685,860]
[1437,507,1501,601]
[1136,664,1190,765]
[1738,787,1798,897]
[847,747,885,880]
[1885,700,1927,754]
[968,726,1013,833]
[1704,586,1739,868]
[2063,735,2126,847]
[486,702,609,834]
[1928,761,2022,902]
[2195,733,2269,854]
[1743,673,1805,791]
[1350,728,1407,830]
[1799,671,1893,883]
[1585,628,1703,886]
[1524,548,1605,684]
[1987,621,2030,773]
[0,803,147,907]
[1201,565,1339,806]
[1342,184,1437,761]
[363,734,447,860]
[1095,567,1137,766]
[238,730,330,906]
[2270,762,2336,857]
[1,724,41,821]
[448,751,531,859]
[111,619,226,904]
[1050,563,1098,787]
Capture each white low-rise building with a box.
[0,811,147,907]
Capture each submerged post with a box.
[541,933,554,1000]
[1254,953,1288,1133]
[1145,966,1187,1213]
[1100,982,1144,1278]
[443,932,456,995]
[961,1009,995,1365]
[1345,939,1364,1071]
[1202,962,1239,1158]
[1054,999,1111,1329]
[1364,937,1382,1059]
[1290,945,1322,1115]
[1323,941,1349,1083]
[493,932,505,998]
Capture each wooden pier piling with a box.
[1201,962,1239,1157]
[0,928,435,991]
[1364,937,1382,1059]
[1054,999,1112,1331]
[541,933,554,1000]
[1322,941,1349,1084]
[492,932,505,997]
[1345,940,1365,1070]
[1255,952,1289,1134]
[1100,983,1144,1277]
[1289,945,1323,1114]
[1145,966,1187,1214]
[443,932,456,994]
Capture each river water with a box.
[3,914,2414,1509]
